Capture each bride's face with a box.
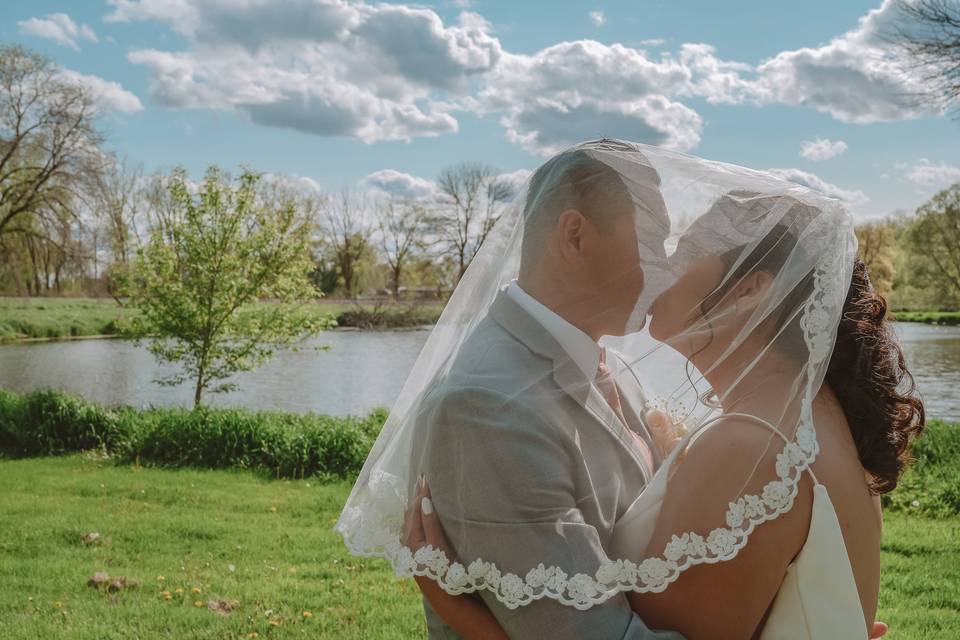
[649,254,728,346]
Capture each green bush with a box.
[883,419,960,518]
[1,388,956,516]
[336,305,440,329]
[0,388,386,479]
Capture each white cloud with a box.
[59,69,143,114]
[18,13,98,51]
[685,0,927,123]
[799,137,848,161]
[904,159,960,188]
[480,42,700,156]
[114,0,501,143]
[363,169,438,198]
[361,167,530,199]
[638,38,666,47]
[102,0,938,154]
[767,167,869,207]
[495,168,533,193]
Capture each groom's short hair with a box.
[520,144,635,267]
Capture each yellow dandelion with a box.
[174,587,184,594]
[248,633,259,638]
[268,619,281,627]
[194,600,204,608]
[53,601,63,609]
[163,594,172,601]
[302,611,313,618]
[270,506,277,512]
[192,586,202,594]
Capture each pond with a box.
[0,322,957,422]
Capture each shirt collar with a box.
[505,278,603,380]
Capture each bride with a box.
[338,140,925,639]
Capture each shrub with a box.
[883,419,960,518]
[0,389,386,479]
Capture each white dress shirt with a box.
[505,278,603,380]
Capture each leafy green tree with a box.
[856,220,898,299]
[904,183,960,309]
[118,166,334,407]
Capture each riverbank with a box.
[891,310,960,326]
[2,387,957,518]
[0,296,443,343]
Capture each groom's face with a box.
[577,203,647,336]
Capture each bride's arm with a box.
[403,479,508,640]
[625,419,813,640]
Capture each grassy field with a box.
[0,454,957,639]
[0,296,442,343]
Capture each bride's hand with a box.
[402,475,457,562]
[645,408,687,457]
[401,477,508,640]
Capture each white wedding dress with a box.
[611,418,868,639]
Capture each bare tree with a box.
[320,189,372,299]
[892,0,960,114]
[88,154,144,267]
[376,197,428,300]
[433,163,514,282]
[0,44,103,241]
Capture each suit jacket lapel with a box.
[489,290,654,476]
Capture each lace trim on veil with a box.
[335,254,842,611]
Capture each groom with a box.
[411,139,681,639]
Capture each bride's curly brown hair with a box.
[699,198,926,494]
[825,258,926,494]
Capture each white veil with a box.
[335,139,857,611]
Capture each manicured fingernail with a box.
[421,497,434,515]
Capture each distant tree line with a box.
[2,38,959,313]
[0,44,516,302]
[856,182,960,311]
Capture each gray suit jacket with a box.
[412,290,684,640]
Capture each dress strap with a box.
[701,411,820,485]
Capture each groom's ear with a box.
[556,208,589,261]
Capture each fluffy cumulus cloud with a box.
[753,3,923,122]
[59,69,143,114]
[590,10,605,27]
[768,168,869,207]
[363,167,531,199]
[110,0,500,142]
[363,169,438,198]
[904,159,960,188]
[18,13,98,51]
[104,0,931,153]
[800,137,848,161]
[480,42,701,156]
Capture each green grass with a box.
[0,296,138,343]
[0,454,957,639]
[0,454,424,639]
[891,310,960,326]
[0,297,442,343]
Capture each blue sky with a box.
[5,0,960,218]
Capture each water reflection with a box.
[893,323,960,423]
[0,322,956,421]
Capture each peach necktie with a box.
[596,347,654,477]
